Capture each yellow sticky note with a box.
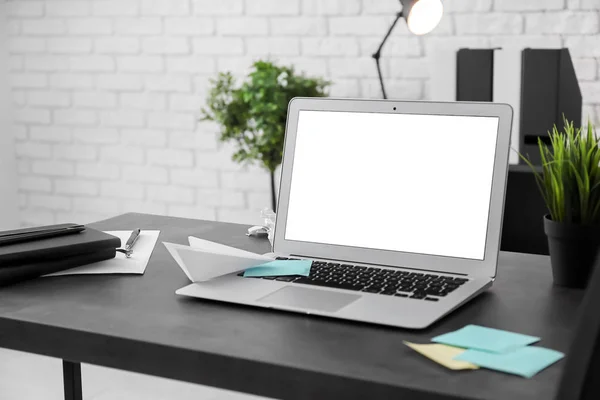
[404,341,479,370]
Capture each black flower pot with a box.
[543,215,600,288]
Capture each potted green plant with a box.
[201,60,330,210]
[520,118,600,288]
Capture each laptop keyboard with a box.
[239,257,469,301]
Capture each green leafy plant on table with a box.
[201,60,330,210]
[519,117,600,288]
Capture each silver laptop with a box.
[177,98,513,329]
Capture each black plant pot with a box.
[543,215,600,288]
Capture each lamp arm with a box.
[371,11,404,100]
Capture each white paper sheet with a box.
[45,230,160,276]
[188,236,268,258]
[164,241,273,282]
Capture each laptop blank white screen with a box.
[284,110,500,261]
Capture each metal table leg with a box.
[63,360,83,400]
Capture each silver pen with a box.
[117,228,141,258]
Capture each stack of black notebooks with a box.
[0,224,121,286]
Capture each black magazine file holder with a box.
[520,48,582,164]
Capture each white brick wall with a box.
[0,0,20,228]
[5,0,600,227]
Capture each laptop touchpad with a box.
[257,286,360,313]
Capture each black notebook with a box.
[0,247,116,287]
[0,223,85,246]
[0,225,121,266]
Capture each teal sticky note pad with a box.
[243,260,312,277]
[454,346,564,378]
[432,325,540,353]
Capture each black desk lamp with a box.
[372,0,444,99]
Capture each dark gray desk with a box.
[0,213,584,400]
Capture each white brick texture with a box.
[271,17,327,36]
[6,0,600,226]
[7,2,44,17]
[96,38,140,54]
[165,18,214,35]
[192,0,243,16]
[302,0,361,16]
[496,0,565,11]
[443,0,492,13]
[247,0,300,16]
[115,17,162,35]
[140,0,190,16]
[68,18,112,35]
[455,14,523,35]
[525,12,599,34]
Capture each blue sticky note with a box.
[243,260,312,277]
[454,346,564,378]
[432,325,540,353]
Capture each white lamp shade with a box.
[405,0,444,35]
